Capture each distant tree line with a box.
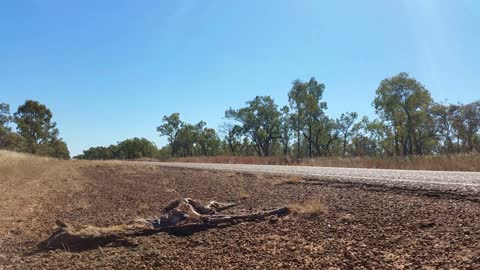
[0,100,70,159]
[156,113,221,158]
[73,138,158,160]
[157,72,479,159]
[74,72,479,160]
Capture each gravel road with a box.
[151,162,480,196]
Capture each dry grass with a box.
[169,155,286,165]
[0,150,53,179]
[288,200,326,217]
[273,175,304,185]
[170,153,480,171]
[0,150,86,235]
[137,202,150,211]
[299,154,480,171]
[238,188,251,200]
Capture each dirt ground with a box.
[1,158,480,269]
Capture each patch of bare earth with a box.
[1,156,479,269]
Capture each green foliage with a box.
[225,96,281,156]
[336,112,358,157]
[0,131,27,152]
[14,100,60,154]
[36,139,70,159]
[197,127,221,156]
[451,101,480,152]
[75,138,157,160]
[288,77,335,158]
[0,103,11,127]
[430,102,456,153]
[221,123,244,155]
[156,114,220,157]
[374,72,434,156]
[11,73,477,161]
[156,113,182,157]
[1,100,70,159]
[175,121,204,157]
[117,138,157,159]
[279,106,292,156]
[0,103,13,149]
[75,146,111,160]
[154,145,172,160]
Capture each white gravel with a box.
[147,162,480,195]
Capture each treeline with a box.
[76,72,479,160]
[74,115,222,160]
[73,138,158,160]
[156,73,479,158]
[0,100,70,159]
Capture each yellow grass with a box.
[0,150,55,180]
[298,154,480,171]
[273,175,303,185]
[0,150,87,235]
[169,155,285,165]
[170,153,480,171]
[288,200,326,217]
[238,188,251,199]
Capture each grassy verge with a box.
[168,153,480,172]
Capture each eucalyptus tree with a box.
[336,112,358,157]
[430,102,457,153]
[197,127,221,156]
[279,106,292,156]
[288,77,327,158]
[157,113,183,157]
[373,73,433,156]
[0,103,12,148]
[225,96,281,157]
[220,123,243,155]
[0,103,10,128]
[452,101,480,152]
[0,103,25,152]
[13,100,59,154]
[12,100,69,158]
[117,137,158,159]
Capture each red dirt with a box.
[1,162,480,269]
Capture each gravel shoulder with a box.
[150,162,480,196]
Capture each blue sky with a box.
[1,0,479,156]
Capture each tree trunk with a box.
[297,129,301,159]
[308,124,312,158]
[394,127,400,157]
[264,140,270,157]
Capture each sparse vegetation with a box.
[238,188,251,199]
[288,200,327,217]
[273,175,304,185]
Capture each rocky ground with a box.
[1,161,479,269]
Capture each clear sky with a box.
[1,0,479,156]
